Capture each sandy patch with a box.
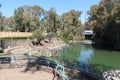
[0,67,58,80]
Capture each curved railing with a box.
[56,56,103,80]
[55,64,69,80]
[0,53,104,80]
[27,55,69,80]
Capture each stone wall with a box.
[0,39,28,49]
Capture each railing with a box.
[0,54,28,68]
[0,53,104,80]
[57,56,103,80]
[27,56,70,80]
[55,64,69,80]
[0,54,69,80]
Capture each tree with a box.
[46,8,59,32]
[31,5,44,30]
[23,11,31,32]
[5,16,16,31]
[0,4,2,17]
[13,5,46,32]
[31,5,44,19]
[62,10,82,27]
[32,29,45,44]
[0,16,6,31]
[0,4,3,31]
[62,10,83,40]
[14,7,24,32]
[88,0,120,50]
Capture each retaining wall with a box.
[0,39,28,49]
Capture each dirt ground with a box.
[0,66,58,80]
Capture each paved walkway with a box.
[0,67,58,80]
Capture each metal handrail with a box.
[27,55,69,80]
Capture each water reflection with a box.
[59,42,120,69]
[78,45,94,65]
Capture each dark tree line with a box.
[87,0,120,50]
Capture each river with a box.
[60,42,120,71]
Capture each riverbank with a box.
[1,39,120,80]
[27,37,66,56]
[0,37,66,57]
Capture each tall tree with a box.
[0,16,6,31]
[88,0,120,50]
[0,4,2,17]
[62,10,81,27]
[13,5,45,32]
[46,8,58,32]
[5,16,16,31]
[30,5,44,31]
[14,7,24,32]
[62,10,83,40]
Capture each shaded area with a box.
[24,56,70,80]
[0,67,55,80]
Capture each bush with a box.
[32,29,46,43]
[0,48,3,53]
[61,32,74,43]
[47,32,57,42]
[61,35,69,43]
[68,33,74,40]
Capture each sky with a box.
[0,0,100,23]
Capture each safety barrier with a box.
[27,55,69,80]
[0,54,69,80]
[0,53,104,80]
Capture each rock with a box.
[103,70,120,80]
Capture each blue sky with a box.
[0,0,100,23]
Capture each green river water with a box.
[60,42,120,70]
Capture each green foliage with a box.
[32,29,45,42]
[14,7,24,32]
[0,50,3,53]
[68,33,74,40]
[62,10,82,27]
[13,5,44,32]
[0,16,6,31]
[62,10,84,40]
[46,32,57,42]
[45,8,61,33]
[0,4,1,15]
[0,5,84,42]
[61,31,70,42]
[47,32,56,38]
[62,35,69,43]
[0,48,3,53]
[88,0,120,50]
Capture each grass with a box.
[61,35,69,43]
[0,49,3,53]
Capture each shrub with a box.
[32,29,46,43]
[0,48,3,53]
